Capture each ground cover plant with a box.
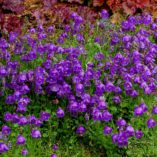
[0,9,157,157]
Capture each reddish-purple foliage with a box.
[29,3,99,27]
[42,0,58,9]
[0,14,23,33]
[2,0,25,13]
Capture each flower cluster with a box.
[0,10,157,155]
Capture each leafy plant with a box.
[122,0,150,15]
[2,0,25,13]
[0,14,23,33]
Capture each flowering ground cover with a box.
[0,9,157,157]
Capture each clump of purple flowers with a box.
[0,10,157,155]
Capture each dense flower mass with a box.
[0,10,157,156]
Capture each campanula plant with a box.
[0,10,157,157]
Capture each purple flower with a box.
[27,70,34,81]
[76,126,86,136]
[139,103,148,112]
[9,32,18,43]
[51,154,57,157]
[21,149,28,156]
[152,106,157,114]
[18,116,28,126]
[101,9,109,20]
[68,102,78,112]
[144,87,152,95]
[16,105,27,113]
[38,33,46,40]
[93,70,101,80]
[94,36,101,44]
[117,132,128,147]
[57,36,64,44]
[112,96,121,104]
[112,134,118,144]
[151,23,157,30]
[111,36,119,45]
[134,106,143,117]
[52,144,58,151]
[76,34,84,43]
[0,39,8,49]
[71,12,78,19]
[116,118,126,127]
[20,85,30,95]
[81,93,90,104]
[75,83,84,94]
[18,72,27,83]
[18,97,30,107]
[125,125,134,137]
[94,52,105,61]
[42,60,52,70]
[72,76,81,84]
[92,108,102,121]
[105,81,115,92]
[13,91,21,101]
[130,90,139,97]
[149,82,156,91]
[5,95,15,105]
[64,25,71,33]
[16,135,26,145]
[147,118,156,128]
[38,25,44,32]
[31,129,41,138]
[114,87,122,94]
[135,130,143,139]
[124,81,132,91]
[79,102,87,112]
[121,21,131,31]
[74,15,83,24]
[143,14,152,25]
[29,28,36,33]
[28,115,37,125]
[2,125,11,136]
[56,107,65,118]
[40,111,51,121]
[95,81,105,95]
[4,112,12,122]
[47,26,54,33]
[0,143,9,154]
[35,119,43,127]
[132,51,140,63]
[101,111,112,122]
[103,126,112,135]
[122,35,131,44]
[97,100,107,110]
[12,114,19,124]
